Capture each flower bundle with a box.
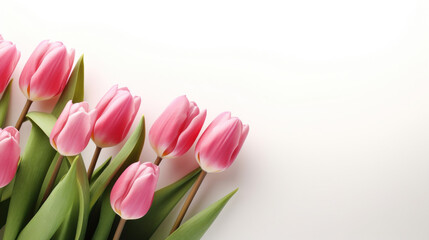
[0,36,249,240]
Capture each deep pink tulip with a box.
[0,35,20,93]
[19,40,75,101]
[50,101,97,156]
[92,85,141,148]
[195,112,249,173]
[149,95,206,159]
[0,127,20,188]
[110,162,159,220]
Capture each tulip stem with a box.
[87,146,102,181]
[41,154,64,204]
[170,170,207,233]
[15,100,33,130]
[154,156,162,166]
[113,218,127,240]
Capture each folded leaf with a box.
[53,156,89,240]
[0,199,9,229]
[52,55,85,117]
[89,116,145,208]
[91,187,117,240]
[2,118,57,240]
[122,168,202,239]
[16,156,81,240]
[0,80,12,127]
[35,153,70,210]
[166,188,238,240]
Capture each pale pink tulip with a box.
[0,127,20,188]
[195,112,249,173]
[0,35,20,93]
[110,162,159,220]
[19,40,75,101]
[50,101,97,156]
[149,95,206,159]
[92,85,141,148]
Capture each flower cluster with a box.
[0,36,249,240]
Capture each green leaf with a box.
[0,199,9,228]
[90,157,111,184]
[122,168,202,240]
[0,80,12,127]
[3,117,57,240]
[35,153,70,210]
[166,188,238,240]
[52,55,85,117]
[53,156,90,240]
[91,188,117,240]
[89,116,145,208]
[0,175,16,202]
[16,156,81,240]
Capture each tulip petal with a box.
[230,124,249,162]
[110,162,140,215]
[50,101,73,149]
[0,133,20,187]
[95,85,118,117]
[149,95,189,157]
[54,110,93,156]
[167,109,206,158]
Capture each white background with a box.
[2,0,429,239]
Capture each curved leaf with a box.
[16,156,81,240]
[89,116,145,208]
[3,118,57,240]
[91,188,117,240]
[166,188,238,240]
[52,55,85,117]
[90,157,111,184]
[0,80,12,127]
[122,168,202,239]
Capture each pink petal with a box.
[167,109,206,158]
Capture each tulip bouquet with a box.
[0,36,249,240]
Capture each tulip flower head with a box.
[195,112,249,173]
[19,40,75,101]
[0,35,20,93]
[50,101,97,156]
[149,95,206,159]
[0,126,20,188]
[92,85,141,148]
[110,162,160,220]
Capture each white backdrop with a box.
[2,0,429,239]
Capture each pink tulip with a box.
[50,101,97,156]
[195,112,249,173]
[92,85,141,148]
[19,40,75,101]
[149,95,206,159]
[110,162,159,220]
[0,35,20,93]
[0,127,20,188]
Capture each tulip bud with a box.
[149,95,206,159]
[19,40,75,101]
[92,85,141,148]
[0,35,20,93]
[110,162,159,219]
[50,101,97,156]
[195,112,249,173]
[0,127,20,188]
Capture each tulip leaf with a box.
[35,153,70,209]
[166,188,238,240]
[52,55,85,117]
[2,117,57,240]
[26,112,57,137]
[91,187,117,240]
[0,80,12,127]
[16,156,82,240]
[0,175,16,202]
[89,116,145,208]
[90,157,112,184]
[0,199,9,229]
[122,167,202,239]
[53,156,90,240]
